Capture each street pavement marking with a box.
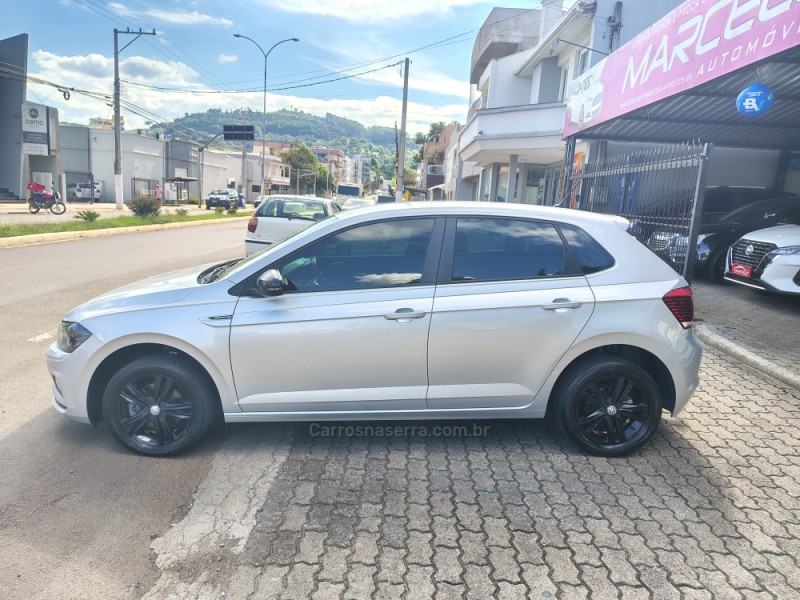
[28,330,56,343]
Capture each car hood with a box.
[739,224,800,246]
[63,262,222,322]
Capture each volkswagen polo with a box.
[48,202,702,457]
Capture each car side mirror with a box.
[256,269,284,297]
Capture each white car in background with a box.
[725,224,800,295]
[341,197,376,210]
[246,195,340,255]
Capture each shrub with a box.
[215,206,224,215]
[187,198,200,205]
[226,208,238,216]
[74,210,100,222]
[176,208,189,217]
[128,196,161,217]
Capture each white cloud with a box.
[27,51,463,134]
[145,9,233,27]
[218,54,238,64]
[258,0,489,22]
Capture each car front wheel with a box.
[552,356,662,457]
[102,354,218,456]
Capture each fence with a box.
[555,142,712,280]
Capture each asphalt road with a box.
[0,221,246,599]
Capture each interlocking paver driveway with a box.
[151,347,800,599]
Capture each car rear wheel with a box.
[102,354,218,456]
[552,356,662,457]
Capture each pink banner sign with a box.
[563,0,800,137]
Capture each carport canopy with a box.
[563,1,800,152]
[575,45,800,151]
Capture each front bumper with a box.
[47,339,99,423]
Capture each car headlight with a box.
[767,245,800,257]
[57,321,92,353]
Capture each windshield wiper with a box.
[198,259,239,284]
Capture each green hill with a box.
[151,108,414,177]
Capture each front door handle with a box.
[542,298,582,311]
[384,308,426,321]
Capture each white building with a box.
[453,0,684,203]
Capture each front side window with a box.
[452,218,568,282]
[275,218,435,292]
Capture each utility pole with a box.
[395,58,410,203]
[114,28,156,210]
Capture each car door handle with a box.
[542,299,582,310]
[384,308,426,321]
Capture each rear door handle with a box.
[384,308,426,321]
[542,298,582,310]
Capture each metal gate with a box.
[558,141,712,281]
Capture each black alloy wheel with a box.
[553,356,662,457]
[28,201,40,214]
[50,201,66,215]
[102,355,217,456]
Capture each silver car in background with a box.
[48,202,702,457]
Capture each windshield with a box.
[220,214,341,281]
[256,197,329,221]
[719,199,799,223]
[210,189,230,195]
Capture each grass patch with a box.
[0,211,243,238]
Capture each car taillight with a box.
[663,286,693,329]
[248,217,258,233]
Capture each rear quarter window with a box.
[559,224,615,274]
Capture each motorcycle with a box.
[27,182,66,215]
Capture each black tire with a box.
[51,201,67,215]
[102,354,218,456]
[552,356,662,457]
[28,201,40,214]
[707,249,727,284]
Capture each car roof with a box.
[334,201,630,229]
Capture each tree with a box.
[280,143,317,195]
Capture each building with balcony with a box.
[456,0,683,203]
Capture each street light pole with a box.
[233,34,299,197]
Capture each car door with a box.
[230,217,443,413]
[426,216,595,410]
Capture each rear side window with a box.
[559,224,615,274]
[452,218,569,282]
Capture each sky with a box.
[3,0,547,136]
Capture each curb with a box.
[695,324,800,390]
[0,216,251,250]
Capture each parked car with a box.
[646,197,800,282]
[341,197,376,210]
[206,188,239,210]
[245,195,340,255]
[66,182,100,202]
[725,224,800,295]
[48,202,702,457]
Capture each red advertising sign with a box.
[564,0,800,137]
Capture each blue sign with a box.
[789,156,800,171]
[736,83,775,117]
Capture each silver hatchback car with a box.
[48,202,702,457]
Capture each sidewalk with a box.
[0,199,214,224]
[693,279,800,389]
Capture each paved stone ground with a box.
[693,279,800,385]
[145,347,800,599]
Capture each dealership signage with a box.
[21,102,50,156]
[564,0,800,137]
[736,82,775,115]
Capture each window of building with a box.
[558,66,569,101]
[576,49,590,77]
